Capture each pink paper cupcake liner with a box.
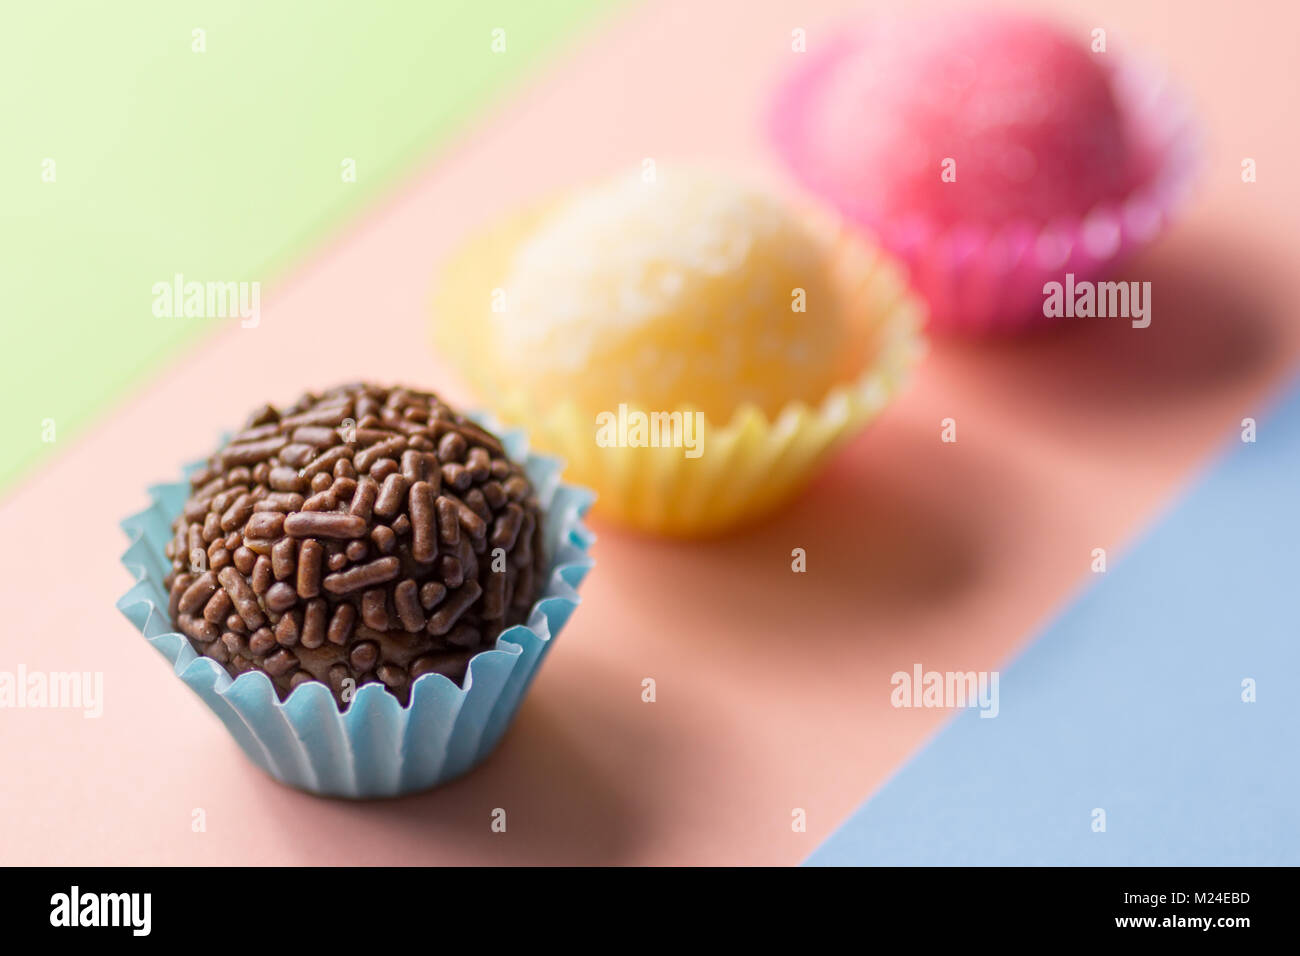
[770,37,1200,334]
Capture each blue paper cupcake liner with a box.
[117,420,595,798]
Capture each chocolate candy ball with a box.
[163,384,546,706]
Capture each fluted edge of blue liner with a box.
[117,419,595,798]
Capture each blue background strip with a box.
[807,379,1300,866]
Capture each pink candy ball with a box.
[791,12,1133,230]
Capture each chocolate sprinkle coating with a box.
[163,384,547,707]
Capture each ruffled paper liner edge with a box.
[494,263,926,537]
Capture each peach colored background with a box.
[2,0,1298,864]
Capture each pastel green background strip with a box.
[0,0,617,491]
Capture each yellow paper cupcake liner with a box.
[434,209,926,537]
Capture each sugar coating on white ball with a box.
[492,169,848,419]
